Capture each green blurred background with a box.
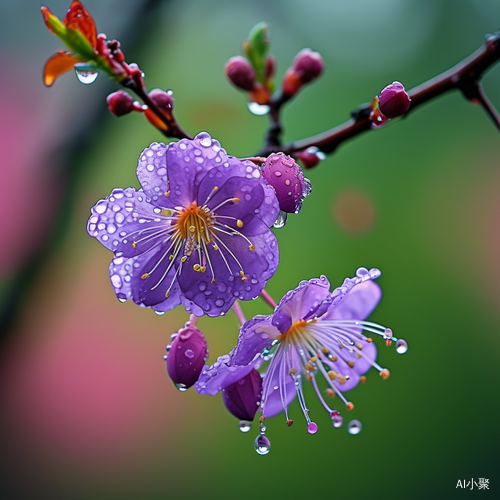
[1,0,499,498]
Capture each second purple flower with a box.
[87,132,280,317]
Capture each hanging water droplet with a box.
[332,415,343,428]
[75,69,98,84]
[259,424,267,434]
[348,419,362,435]
[166,89,174,96]
[239,420,251,433]
[316,151,327,160]
[165,343,172,353]
[184,349,195,359]
[247,102,270,115]
[396,339,408,354]
[307,422,318,434]
[302,177,312,198]
[155,310,165,316]
[356,267,369,278]
[273,211,288,229]
[174,382,187,392]
[117,294,127,303]
[254,434,271,455]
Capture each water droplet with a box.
[307,422,318,434]
[247,102,270,115]
[165,344,172,353]
[332,415,343,428]
[396,339,408,354]
[75,69,98,84]
[348,419,362,435]
[155,310,165,316]
[273,211,288,229]
[174,383,187,392]
[197,132,212,147]
[254,434,271,455]
[117,294,127,303]
[185,349,195,359]
[356,267,369,277]
[274,171,282,177]
[215,298,225,307]
[166,89,173,96]
[239,421,251,433]
[316,151,327,160]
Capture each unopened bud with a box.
[148,88,174,112]
[265,55,276,81]
[292,48,323,83]
[225,56,256,92]
[106,90,134,116]
[378,81,411,119]
[222,369,262,421]
[262,152,306,213]
[166,325,208,389]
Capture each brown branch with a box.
[257,31,500,161]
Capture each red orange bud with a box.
[225,56,256,91]
[292,48,323,83]
[148,89,174,112]
[106,90,134,116]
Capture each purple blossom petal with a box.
[166,133,227,208]
[136,142,170,206]
[195,316,280,395]
[272,276,331,332]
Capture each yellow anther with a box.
[161,208,172,217]
[321,347,329,354]
[237,219,244,228]
[356,353,361,359]
[305,373,312,381]
[165,291,169,298]
[240,270,247,281]
[259,415,265,423]
[310,356,317,363]
[141,273,149,280]
[200,266,206,273]
[181,256,187,263]
[213,186,219,191]
[326,388,335,398]
[328,370,337,380]
[289,368,297,375]
[356,343,363,350]
[169,255,174,261]
[380,369,390,380]
[305,361,314,372]
[211,278,215,283]
[164,191,170,197]
[193,263,200,271]
[132,242,137,249]
[331,355,338,362]
[232,197,240,203]
[189,225,196,233]
[213,244,219,251]
[360,376,367,384]
[366,337,373,343]
[338,376,347,385]
[346,402,354,411]
[248,244,255,251]
[339,342,344,349]
[347,360,355,368]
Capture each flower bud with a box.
[292,48,324,84]
[261,152,305,213]
[106,90,134,116]
[378,81,411,119]
[225,56,256,92]
[222,369,262,421]
[148,88,174,112]
[166,325,208,390]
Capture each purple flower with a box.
[196,268,407,447]
[87,132,280,317]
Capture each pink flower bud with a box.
[166,325,208,390]
[148,88,174,112]
[261,152,305,213]
[222,369,262,421]
[106,90,134,116]
[225,56,256,92]
[292,48,324,83]
[378,81,411,119]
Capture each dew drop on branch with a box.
[75,69,99,84]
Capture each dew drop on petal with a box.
[239,420,251,433]
[247,102,270,115]
[274,171,282,177]
[75,69,99,84]
[273,211,288,229]
[254,435,271,455]
[215,298,225,307]
[307,422,318,434]
[332,415,343,428]
[165,344,172,353]
[184,349,195,359]
[396,339,408,354]
[356,267,369,277]
[348,419,362,435]
[174,383,187,392]
[117,294,127,303]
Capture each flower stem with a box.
[231,301,246,326]
[260,289,277,308]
